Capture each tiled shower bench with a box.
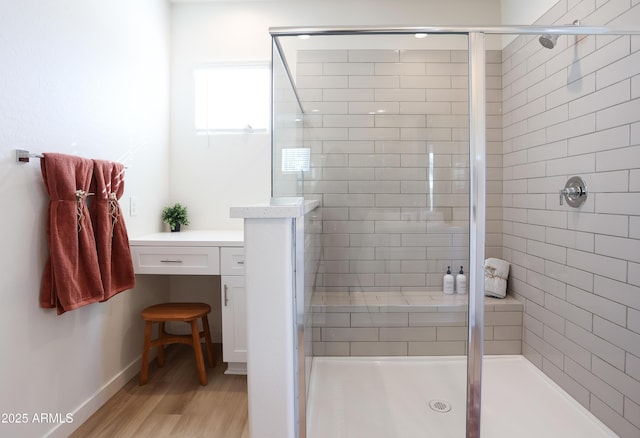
[311,291,523,356]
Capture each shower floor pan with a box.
[307,355,616,438]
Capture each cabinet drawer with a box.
[131,246,220,275]
[221,247,245,275]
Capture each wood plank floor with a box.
[70,344,249,438]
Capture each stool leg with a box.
[201,315,215,368]
[190,319,207,385]
[157,322,165,367]
[140,321,153,385]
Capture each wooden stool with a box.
[139,302,215,385]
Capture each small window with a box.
[194,63,270,133]
[281,148,310,172]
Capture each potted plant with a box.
[161,203,189,232]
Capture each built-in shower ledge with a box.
[311,291,523,357]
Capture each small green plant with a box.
[161,203,190,231]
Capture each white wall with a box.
[501,0,560,24]
[169,0,502,231]
[0,1,171,436]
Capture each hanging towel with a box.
[91,159,135,301]
[40,153,104,314]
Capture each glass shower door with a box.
[272,30,485,438]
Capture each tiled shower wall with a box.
[297,48,503,293]
[502,1,640,437]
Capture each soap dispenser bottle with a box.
[456,266,467,294]
[443,266,454,295]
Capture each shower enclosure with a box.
[270,11,639,438]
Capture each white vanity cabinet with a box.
[129,230,246,375]
[221,247,247,374]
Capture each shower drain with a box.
[428,399,452,413]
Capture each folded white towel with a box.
[485,277,507,299]
[484,258,510,280]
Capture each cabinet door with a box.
[221,276,247,363]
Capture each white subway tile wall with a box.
[298,48,503,293]
[311,292,522,357]
[502,1,640,436]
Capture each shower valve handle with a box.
[559,187,579,205]
[559,176,588,208]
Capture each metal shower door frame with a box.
[467,31,485,438]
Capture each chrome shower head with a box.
[539,33,558,49]
[539,20,580,49]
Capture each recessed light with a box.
[415,33,428,39]
[298,35,310,40]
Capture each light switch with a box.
[129,196,138,216]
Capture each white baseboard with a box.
[224,361,248,375]
[46,355,143,438]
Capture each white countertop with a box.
[130,230,244,247]
[230,198,319,219]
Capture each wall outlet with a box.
[129,196,138,216]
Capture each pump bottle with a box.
[456,266,467,294]
[443,266,454,294]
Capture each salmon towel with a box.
[40,153,104,314]
[91,159,135,301]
